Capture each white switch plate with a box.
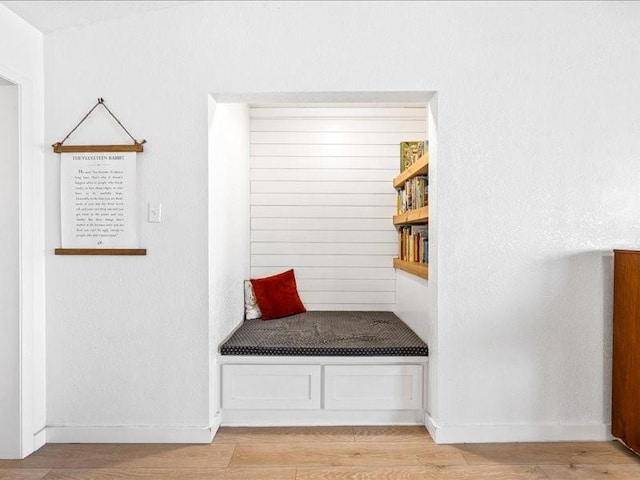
[148,202,162,223]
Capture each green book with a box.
[400,141,425,171]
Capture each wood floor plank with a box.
[230,441,467,467]
[296,465,549,480]
[0,470,50,480]
[5,428,640,480]
[353,426,432,443]
[541,464,640,479]
[214,426,355,444]
[43,467,296,480]
[459,441,639,465]
[0,444,235,469]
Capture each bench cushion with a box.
[220,311,428,357]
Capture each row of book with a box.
[397,175,428,214]
[398,225,428,264]
[400,140,427,172]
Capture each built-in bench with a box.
[218,311,429,426]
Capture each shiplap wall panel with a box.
[251,193,397,206]
[251,230,395,243]
[251,119,426,132]
[251,181,391,194]
[251,243,397,256]
[304,304,396,311]
[252,255,391,268]
[302,291,395,304]
[253,157,398,169]
[299,279,395,292]
[251,206,395,219]
[250,107,424,118]
[250,267,396,280]
[250,106,427,310]
[251,218,391,231]
[251,168,397,182]
[251,144,400,157]
[251,131,425,145]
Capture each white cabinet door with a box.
[222,364,321,410]
[324,364,422,410]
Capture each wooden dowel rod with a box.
[55,248,147,256]
[52,144,144,153]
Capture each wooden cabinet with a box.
[392,153,428,279]
[612,249,640,454]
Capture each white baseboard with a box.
[211,412,221,437]
[222,409,425,426]
[425,412,438,441]
[33,428,46,451]
[425,413,612,443]
[46,424,216,444]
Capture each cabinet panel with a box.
[324,364,422,410]
[612,250,640,454]
[222,364,321,410]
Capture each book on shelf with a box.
[411,225,427,236]
[396,175,428,214]
[395,140,429,270]
[397,226,428,263]
[400,141,426,172]
[415,176,428,209]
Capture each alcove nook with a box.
[208,92,438,428]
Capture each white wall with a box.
[43,1,640,443]
[0,4,45,458]
[0,84,19,459]
[395,98,438,418]
[250,105,426,310]
[208,100,251,426]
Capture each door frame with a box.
[0,64,46,459]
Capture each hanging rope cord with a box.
[55,98,146,146]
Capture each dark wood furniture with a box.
[612,249,640,453]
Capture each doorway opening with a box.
[0,77,20,459]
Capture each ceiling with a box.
[1,1,191,33]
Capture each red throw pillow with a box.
[250,269,306,320]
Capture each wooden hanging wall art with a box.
[52,98,147,256]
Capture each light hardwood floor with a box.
[1,426,639,479]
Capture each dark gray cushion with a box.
[220,311,428,357]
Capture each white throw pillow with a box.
[244,280,262,320]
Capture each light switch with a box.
[148,202,162,223]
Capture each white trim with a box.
[0,61,44,460]
[223,409,425,426]
[210,412,221,437]
[33,428,46,451]
[0,74,22,461]
[219,355,428,365]
[17,79,30,458]
[46,425,216,444]
[425,412,438,441]
[425,414,612,444]
[212,91,434,105]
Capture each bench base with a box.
[219,355,428,426]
